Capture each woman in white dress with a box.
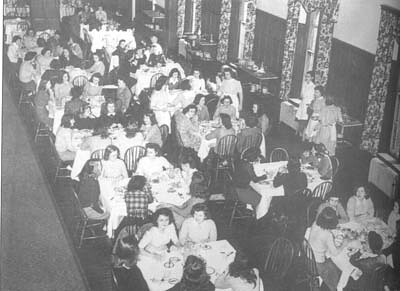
[150,76,171,128]
[219,68,243,116]
[135,143,172,178]
[295,71,315,140]
[188,68,206,93]
[304,85,326,142]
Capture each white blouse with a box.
[138,224,178,249]
[179,217,217,245]
[135,156,172,178]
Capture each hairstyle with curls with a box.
[154,76,168,91]
[41,47,51,56]
[143,111,158,125]
[190,203,211,219]
[314,85,325,96]
[12,35,22,42]
[103,145,120,160]
[245,114,258,128]
[182,104,198,115]
[178,149,199,170]
[287,157,301,174]
[189,171,209,199]
[78,158,102,181]
[180,255,210,290]
[252,103,264,117]
[325,95,336,106]
[90,72,103,85]
[127,175,147,192]
[152,207,175,226]
[306,71,315,79]
[60,114,74,128]
[220,95,233,105]
[114,235,140,267]
[168,68,181,79]
[145,143,161,156]
[368,231,383,254]
[316,207,338,230]
[58,70,70,82]
[220,113,232,129]
[49,59,61,70]
[193,94,205,105]
[228,252,257,288]
[92,124,110,139]
[353,184,370,200]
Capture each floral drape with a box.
[360,8,400,154]
[194,0,202,34]
[217,0,232,63]
[243,0,257,61]
[177,0,186,38]
[279,0,340,100]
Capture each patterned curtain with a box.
[360,8,400,154]
[279,0,301,100]
[243,0,257,61]
[217,0,232,63]
[194,0,202,34]
[177,0,186,38]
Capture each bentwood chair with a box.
[262,237,294,290]
[237,132,263,156]
[91,149,106,160]
[269,147,289,163]
[295,238,321,290]
[311,181,333,200]
[72,75,89,88]
[50,140,72,183]
[16,21,29,32]
[150,73,163,89]
[294,188,312,198]
[215,135,237,181]
[124,146,146,175]
[306,198,323,227]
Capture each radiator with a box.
[368,157,399,199]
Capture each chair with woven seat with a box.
[91,149,106,160]
[330,156,340,179]
[124,146,146,175]
[270,147,289,163]
[215,135,237,181]
[262,237,294,290]
[150,73,163,89]
[72,189,108,248]
[311,181,333,200]
[237,133,263,156]
[72,75,89,88]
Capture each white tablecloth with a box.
[138,240,235,291]
[251,161,326,219]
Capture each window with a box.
[303,10,320,74]
[237,1,248,59]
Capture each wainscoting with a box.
[327,38,375,122]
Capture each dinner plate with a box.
[258,180,271,185]
[206,266,215,275]
[168,278,179,284]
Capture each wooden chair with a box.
[72,75,89,88]
[18,88,35,108]
[49,141,72,183]
[263,237,294,288]
[72,189,108,248]
[330,156,340,179]
[215,135,237,181]
[311,181,333,200]
[91,149,106,160]
[150,73,163,89]
[17,21,29,32]
[294,188,312,198]
[306,198,323,227]
[159,124,169,147]
[237,132,263,156]
[34,121,52,143]
[269,147,289,163]
[296,238,320,290]
[124,146,146,175]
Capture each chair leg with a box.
[229,201,238,228]
[78,220,88,248]
[54,161,60,184]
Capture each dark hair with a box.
[79,158,102,180]
[179,79,192,91]
[38,79,50,91]
[314,143,328,156]
[37,38,46,48]
[118,39,126,46]
[104,99,117,114]
[12,35,22,42]
[153,208,174,226]
[117,76,127,86]
[306,71,315,79]
[190,203,211,219]
[326,191,340,200]
[242,148,261,162]
[228,252,257,287]
[223,67,234,77]
[90,72,103,84]
[146,143,161,155]
[93,124,110,139]
[287,157,301,173]
[154,76,168,90]
[71,86,83,100]
[125,121,139,138]
[24,51,37,61]
[103,145,120,160]
[220,113,232,129]
[192,67,202,76]
[189,171,209,199]
[143,111,158,125]
[114,235,140,267]
[314,85,325,96]
[127,175,147,192]
[193,94,205,105]
[93,52,102,61]
[252,103,264,117]
[183,104,198,115]
[353,184,370,200]
[180,255,210,289]
[368,231,383,254]
[220,95,232,105]
[60,114,75,128]
[325,95,335,106]
[316,207,338,230]
[58,70,69,82]
[41,47,51,56]
[245,114,258,128]
[169,68,181,79]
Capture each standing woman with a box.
[54,71,72,105]
[251,103,270,137]
[219,68,243,115]
[304,85,326,142]
[34,79,56,128]
[315,95,343,155]
[295,71,315,140]
[117,76,132,113]
[188,68,206,93]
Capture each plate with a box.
[167,188,176,193]
[202,244,212,250]
[206,266,215,275]
[258,180,270,185]
[168,278,179,284]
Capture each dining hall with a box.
[2,0,400,290]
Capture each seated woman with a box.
[172,80,196,110]
[59,47,81,68]
[215,253,263,291]
[346,185,374,222]
[194,94,210,122]
[388,200,400,234]
[128,46,147,74]
[135,143,172,178]
[101,145,129,181]
[138,208,179,255]
[36,48,54,75]
[64,86,86,116]
[19,51,40,92]
[250,103,270,137]
[117,76,132,114]
[232,148,266,208]
[141,111,162,147]
[175,105,202,152]
[147,45,166,67]
[98,100,126,128]
[316,192,349,224]
[113,235,150,291]
[125,175,153,221]
[166,68,182,91]
[41,59,63,83]
[75,104,97,130]
[178,150,199,186]
[82,73,103,100]
[219,67,243,113]
[309,207,342,291]
[86,53,105,77]
[80,124,112,153]
[167,255,215,291]
[206,113,235,147]
[273,157,307,197]
[113,121,145,156]
[55,114,77,161]
[150,76,171,128]
[314,143,333,180]
[236,114,263,155]
[179,203,217,245]
[34,79,56,128]
[162,171,209,228]
[77,159,110,220]
[188,68,206,93]
[54,71,72,104]
[213,96,236,121]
